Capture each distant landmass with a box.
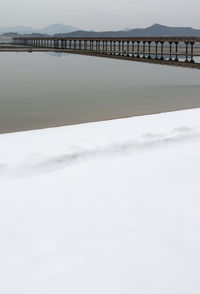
[0,23,78,35]
[1,23,200,37]
[55,24,200,37]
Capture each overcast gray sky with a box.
[1,0,200,30]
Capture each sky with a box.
[0,0,200,30]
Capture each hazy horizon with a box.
[0,0,200,31]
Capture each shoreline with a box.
[0,106,199,135]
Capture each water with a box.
[0,52,200,133]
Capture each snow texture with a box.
[0,109,200,293]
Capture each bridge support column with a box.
[137,41,140,55]
[127,41,130,55]
[185,42,189,56]
[61,40,64,49]
[155,42,158,56]
[175,42,178,54]
[169,42,172,59]
[105,41,108,52]
[143,41,146,54]
[148,41,151,55]
[175,42,179,61]
[109,41,111,54]
[113,41,116,54]
[101,41,104,52]
[132,42,134,54]
[190,42,194,55]
[122,41,125,54]
[161,41,164,59]
[98,41,101,52]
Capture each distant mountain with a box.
[37,24,78,35]
[0,24,78,35]
[0,26,35,34]
[55,24,200,37]
[123,28,132,31]
[1,23,200,37]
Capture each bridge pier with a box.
[127,41,129,54]
[191,42,194,55]
[161,42,164,58]
[109,41,112,54]
[137,41,140,55]
[143,41,146,54]
[121,41,124,54]
[185,42,189,57]
[132,42,135,54]
[118,41,121,54]
[175,42,178,54]
[169,42,172,58]
[155,42,158,55]
[148,41,151,55]
[106,41,108,52]
[113,41,116,54]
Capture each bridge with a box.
[12,36,200,69]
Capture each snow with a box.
[0,108,200,293]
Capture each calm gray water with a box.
[0,52,200,133]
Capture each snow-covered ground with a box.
[0,109,200,293]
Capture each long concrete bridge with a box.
[12,36,200,69]
[13,36,200,55]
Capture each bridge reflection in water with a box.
[67,51,200,70]
[13,36,200,69]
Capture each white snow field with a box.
[0,109,200,294]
